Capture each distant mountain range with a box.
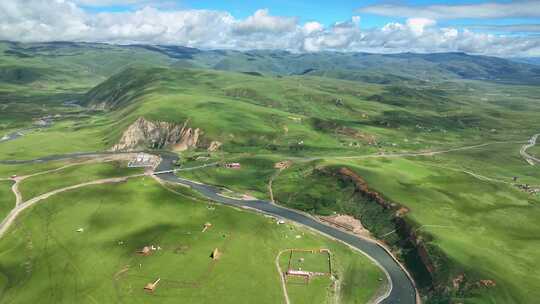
[2,41,540,86]
[511,57,540,66]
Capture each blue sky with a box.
[82,0,540,32]
[184,0,521,27]
[2,0,540,56]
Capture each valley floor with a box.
[0,154,387,304]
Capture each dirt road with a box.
[332,141,526,160]
[275,250,291,304]
[520,133,540,165]
[0,174,145,238]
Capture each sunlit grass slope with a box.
[18,161,142,201]
[0,178,385,304]
[0,181,14,220]
[83,67,540,156]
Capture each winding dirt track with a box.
[268,169,284,204]
[422,163,516,185]
[306,140,527,161]
[11,179,22,206]
[10,163,87,206]
[520,133,540,165]
[275,250,291,304]
[0,174,145,238]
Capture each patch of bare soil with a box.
[320,214,370,237]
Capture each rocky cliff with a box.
[111,117,201,151]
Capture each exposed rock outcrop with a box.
[111,117,201,151]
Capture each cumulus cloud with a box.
[358,1,540,20]
[302,18,363,52]
[233,9,297,35]
[406,18,436,36]
[73,0,142,5]
[303,21,324,35]
[91,7,235,47]
[0,0,539,57]
[0,0,89,41]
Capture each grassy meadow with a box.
[179,141,540,303]
[271,144,540,303]
[529,145,540,159]
[0,181,14,220]
[84,67,540,156]
[278,250,334,304]
[336,156,540,304]
[0,178,385,304]
[3,65,539,160]
[179,154,283,199]
[18,161,142,201]
[0,120,110,161]
[0,160,90,178]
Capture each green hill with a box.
[81,66,539,154]
[3,41,540,90]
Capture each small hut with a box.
[138,246,152,256]
[211,248,221,260]
[286,269,311,283]
[202,222,212,232]
[225,163,241,169]
[274,161,291,169]
[144,278,161,292]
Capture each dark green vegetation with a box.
[0,178,384,303]
[1,41,540,304]
[272,162,404,248]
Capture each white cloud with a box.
[73,0,141,5]
[406,18,436,36]
[303,21,323,34]
[359,1,540,20]
[352,16,360,26]
[72,0,175,7]
[91,7,235,46]
[466,24,540,33]
[301,19,360,52]
[0,0,89,41]
[0,0,539,57]
[233,9,297,35]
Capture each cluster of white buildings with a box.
[128,153,156,168]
